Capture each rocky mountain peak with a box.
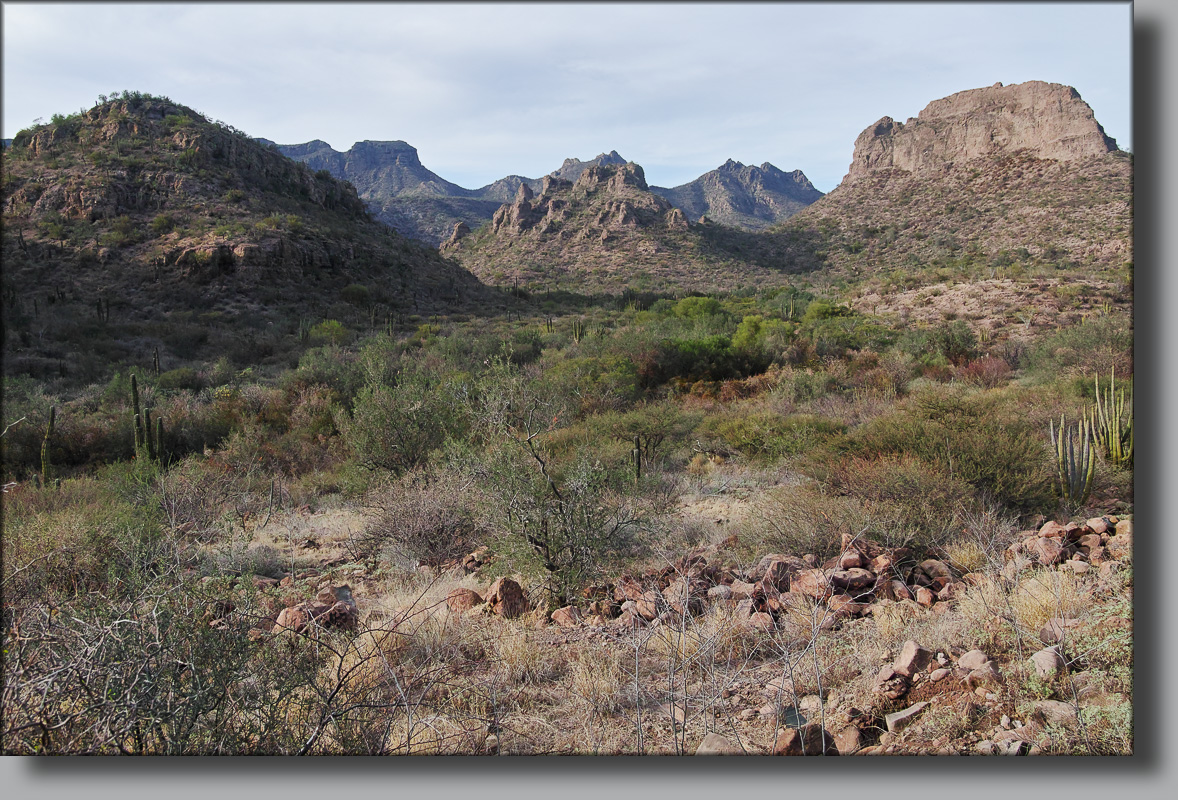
[549,150,628,183]
[349,140,423,168]
[845,80,1118,183]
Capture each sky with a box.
[1,1,1132,193]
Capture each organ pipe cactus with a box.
[1089,367,1133,469]
[1050,414,1096,506]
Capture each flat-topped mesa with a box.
[845,80,1118,183]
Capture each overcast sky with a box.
[2,1,1131,193]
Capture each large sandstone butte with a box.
[845,81,1118,182]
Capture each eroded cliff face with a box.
[845,81,1118,183]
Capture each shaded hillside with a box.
[443,161,823,294]
[650,160,823,230]
[1,94,494,383]
[776,81,1132,281]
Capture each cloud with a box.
[2,2,1131,192]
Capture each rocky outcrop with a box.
[651,159,823,231]
[845,81,1118,183]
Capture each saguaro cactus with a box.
[41,407,56,487]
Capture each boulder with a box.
[1039,520,1069,539]
[446,588,483,613]
[1028,537,1065,566]
[791,568,833,600]
[485,577,529,619]
[915,587,936,608]
[550,605,582,627]
[773,723,839,755]
[919,559,954,581]
[833,725,863,755]
[695,732,743,755]
[958,650,991,671]
[1030,646,1066,679]
[829,568,876,594]
[892,640,934,678]
[1085,517,1113,536]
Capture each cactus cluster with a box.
[131,374,165,464]
[1088,367,1133,469]
[1050,414,1096,506]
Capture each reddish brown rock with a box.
[827,593,868,618]
[1028,537,1065,566]
[893,640,934,678]
[792,568,833,600]
[747,611,776,632]
[635,589,662,620]
[446,588,484,613]
[958,650,991,671]
[915,587,936,608]
[1039,520,1068,539]
[830,568,875,594]
[773,723,839,755]
[550,605,582,627]
[485,577,529,619]
[873,665,909,701]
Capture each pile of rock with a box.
[1004,517,1131,580]
[271,585,359,637]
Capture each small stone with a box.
[885,701,929,733]
[929,668,951,682]
[1030,700,1079,729]
[958,650,991,671]
[1040,617,1082,644]
[966,662,1003,690]
[695,732,742,755]
[915,587,936,607]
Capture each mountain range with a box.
[264,139,823,245]
[1,80,1131,380]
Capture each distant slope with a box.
[650,160,823,230]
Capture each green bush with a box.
[157,367,204,391]
[694,411,845,461]
[852,386,1053,513]
[1026,315,1133,381]
[335,368,468,473]
[309,319,349,346]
